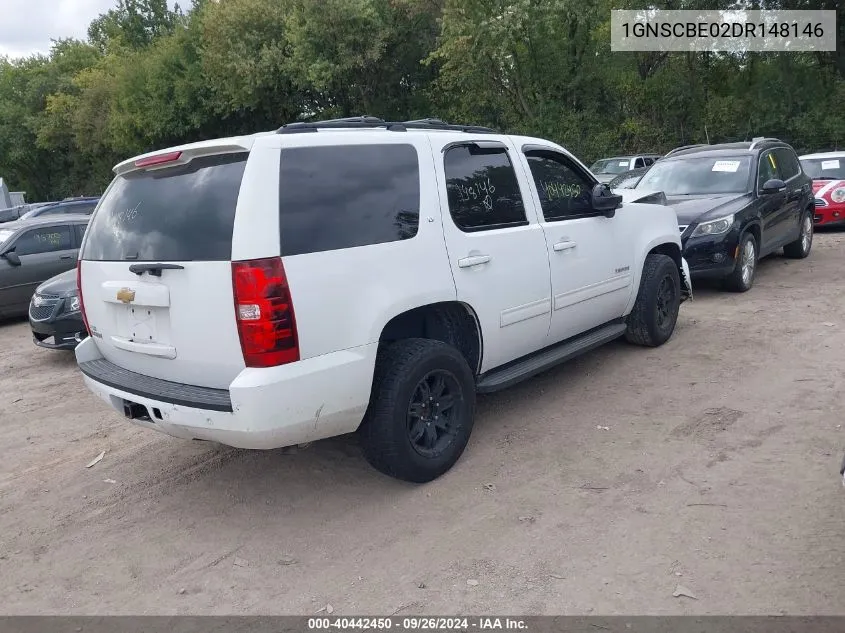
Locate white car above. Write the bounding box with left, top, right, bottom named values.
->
left=75, top=117, right=691, bottom=482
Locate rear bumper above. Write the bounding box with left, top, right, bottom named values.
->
left=75, top=337, right=378, bottom=449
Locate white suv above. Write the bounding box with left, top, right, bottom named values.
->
left=75, top=117, right=692, bottom=482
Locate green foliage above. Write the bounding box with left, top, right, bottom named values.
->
left=0, top=0, right=842, bottom=201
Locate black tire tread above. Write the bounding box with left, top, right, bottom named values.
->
left=360, top=338, right=475, bottom=483
left=625, top=253, right=680, bottom=347
left=783, top=210, right=812, bottom=259
left=723, top=232, right=756, bottom=292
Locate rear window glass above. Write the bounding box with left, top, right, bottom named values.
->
left=82, top=153, right=247, bottom=261
left=278, top=144, right=420, bottom=256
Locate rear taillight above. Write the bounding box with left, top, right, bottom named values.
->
left=134, top=151, right=182, bottom=168
left=76, top=261, right=90, bottom=335
left=232, top=256, right=299, bottom=368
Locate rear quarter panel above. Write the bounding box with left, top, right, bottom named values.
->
left=252, top=133, right=457, bottom=360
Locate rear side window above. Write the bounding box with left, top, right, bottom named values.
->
left=82, top=153, right=247, bottom=261
left=278, top=144, right=420, bottom=256
left=774, top=148, right=801, bottom=180
left=444, top=145, right=527, bottom=232
left=16, top=225, right=73, bottom=255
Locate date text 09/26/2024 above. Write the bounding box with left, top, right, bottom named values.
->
left=307, top=617, right=529, bottom=630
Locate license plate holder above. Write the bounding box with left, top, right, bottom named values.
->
left=127, top=306, right=158, bottom=343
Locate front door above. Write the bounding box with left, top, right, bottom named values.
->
left=435, top=140, right=552, bottom=373
left=2, top=224, right=77, bottom=312
left=518, top=148, right=634, bottom=344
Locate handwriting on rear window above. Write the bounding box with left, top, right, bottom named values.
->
left=115, top=201, right=142, bottom=225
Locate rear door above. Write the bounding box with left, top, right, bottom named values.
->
left=774, top=147, right=809, bottom=243
left=435, top=139, right=552, bottom=372
left=79, top=150, right=251, bottom=389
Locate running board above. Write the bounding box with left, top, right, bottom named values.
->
left=476, top=322, right=628, bottom=393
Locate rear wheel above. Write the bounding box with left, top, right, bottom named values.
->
left=625, top=253, right=681, bottom=347
left=783, top=211, right=813, bottom=259
left=723, top=232, right=757, bottom=292
left=360, top=339, right=476, bottom=483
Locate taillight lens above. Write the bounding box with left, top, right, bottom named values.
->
left=76, top=260, right=90, bottom=335
left=232, top=257, right=299, bottom=368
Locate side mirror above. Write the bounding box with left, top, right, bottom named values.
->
left=2, top=251, right=21, bottom=266
left=592, top=183, right=622, bottom=218
left=761, top=178, right=786, bottom=194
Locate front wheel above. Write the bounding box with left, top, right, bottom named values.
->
left=723, top=232, right=757, bottom=292
left=360, top=339, right=476, bottom=483
left=783, top=211, right=813, bottom=259
left=625, top=253, right=681, bottom=347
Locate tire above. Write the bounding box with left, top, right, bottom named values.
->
left=783, top=211, right=813, bottom=259
left=359, top=338, right=476, bottom=483
left=625, top=253, right=681, bottom=347
left=723, top=232, right=757, bottom=292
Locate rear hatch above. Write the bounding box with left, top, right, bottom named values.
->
left=79, top=150, right=249, bottom=389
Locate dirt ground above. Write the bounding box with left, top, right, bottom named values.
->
left=1, top=233, right=845, bottom=616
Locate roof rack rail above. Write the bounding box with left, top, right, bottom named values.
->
left=748, top=137, right=782, bottom=150
left=663, top=143, right=710, bottom=158
left=277, top=116, right=496, bottom=135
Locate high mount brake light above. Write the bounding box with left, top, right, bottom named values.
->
left=134, top=151, right=183, bottom=168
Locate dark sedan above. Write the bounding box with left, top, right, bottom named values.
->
left=632, top=138, right=814, bottom=292
left=0, top=215, right=90, bottom=317
left=29, top=268, right=87, bottom=350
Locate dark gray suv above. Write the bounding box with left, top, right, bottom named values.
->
left=0, top=215, right=90, bottom=318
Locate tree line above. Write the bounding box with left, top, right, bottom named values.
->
left=0, top=0, right=843, bottom=201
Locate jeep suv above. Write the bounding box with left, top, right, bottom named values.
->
left=75, top=117, right=691, bottom=482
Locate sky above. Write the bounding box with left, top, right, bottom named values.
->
left=0, top=0, right=178, bottom=59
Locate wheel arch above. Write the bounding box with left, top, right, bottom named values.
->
left=377, top=301, right=483, bottom=375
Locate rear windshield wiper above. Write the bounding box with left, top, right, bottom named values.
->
left=128, top=263, right=185, bottom=277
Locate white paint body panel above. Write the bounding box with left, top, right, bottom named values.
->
left=77, top=128, right=686, bottom=449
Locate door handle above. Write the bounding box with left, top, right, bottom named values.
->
left=60, top=255, right=72, bottom=260
left=457, top=254, right=491, bottom=268
left=553, top=240, right=577, bottom=252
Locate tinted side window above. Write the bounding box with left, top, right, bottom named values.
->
left=83, top=153, right=247, bottom=262
left=525, top=151, right=594, bottom=221
left=278, top=144, right=420, bottom=256
left=73, top=223, right=87, bottom=247
left=15, top=226, right=73, bottom=255
left=444, top=145, right=527, bottom=232
left=774, top=148, right=800, bottom=180
left=634, top=158, right=645, bottom=168
left=758, top=151, right=780, bottom=189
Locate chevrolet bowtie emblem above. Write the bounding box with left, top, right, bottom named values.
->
left=116, top=288, right=136, bottom=304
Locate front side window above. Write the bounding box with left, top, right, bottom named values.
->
left=278, top=144, right=420, bottom=256
left=758, top=151, right=780, bottom=189
left=444, top=145, right=527, bottom=232
left=525, top=151, right=595, bottom=221
left=15, top=226, right=73, bottom=255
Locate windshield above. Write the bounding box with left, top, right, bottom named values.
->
left=590, top=158, right=631, bottom=175
left=800, top=157, right=845, bottom=180
left=636, top=156, right=752, bottom=195
left=0, top=229, right=14, bottom=246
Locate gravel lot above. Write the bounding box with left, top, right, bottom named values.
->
left=1, top=232, right=844, bottom=615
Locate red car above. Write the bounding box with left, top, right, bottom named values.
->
left=799, top=152, right=845, bottom=227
